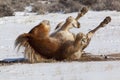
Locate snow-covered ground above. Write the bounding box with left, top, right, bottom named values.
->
left=0, top=11, right=120, bottom=80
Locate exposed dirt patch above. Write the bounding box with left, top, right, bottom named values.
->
left=1, top=53, right=120, bottom=66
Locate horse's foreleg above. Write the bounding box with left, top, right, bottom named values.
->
left=54, top=7, right=88, bottom=30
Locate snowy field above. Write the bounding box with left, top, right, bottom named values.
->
left=0, top=11, right=120, bottom=80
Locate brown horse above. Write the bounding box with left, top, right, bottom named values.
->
left=15, top=20, right=83, bottom=62
left=15, top=7, right=88, bottom=63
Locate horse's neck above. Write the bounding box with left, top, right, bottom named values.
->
left=29, top=26, right=50, bottom=38
left=28, top=34, right=60, bottom=58
left=40, top=31, right=50, bottom=38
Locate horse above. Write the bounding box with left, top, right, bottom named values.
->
left=15, top=20, right=83, bottom=63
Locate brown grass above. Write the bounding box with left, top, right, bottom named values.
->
left=0, top=0, right=120, bottom=17
left=0, top=4, right=13, bottom=17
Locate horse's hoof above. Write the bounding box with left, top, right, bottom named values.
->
left=81, top=7, right=88, bottom=14
left=104, top=16, right=111, bottom=24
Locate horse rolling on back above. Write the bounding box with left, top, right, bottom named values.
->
left=15, top=20, right=83, bottom=63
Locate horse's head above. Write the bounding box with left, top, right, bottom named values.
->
left=66, top=16, right=80, bottom=29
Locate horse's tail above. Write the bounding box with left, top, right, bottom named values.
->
left=15, top=33, right=45, bottom=63
left=15, top=33, right=30, bottom=51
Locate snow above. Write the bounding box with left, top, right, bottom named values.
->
left=14, top=12, right=37, bottom=16
left=0, top=61, right=120, bottom=80
left=13, top=5, right=36, bottom=16
left=24, top=6, right=33, bottom=12
left=0, top=11, right=120, bottom=80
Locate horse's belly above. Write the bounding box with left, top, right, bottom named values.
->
left=61, top=32, right=74, bottom=41
left=57, top=31, right=74, bottom=40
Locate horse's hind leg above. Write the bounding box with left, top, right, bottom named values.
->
left=87, top=16, right=111, bottom=39
left=82, top=16, right=111, bottom=51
